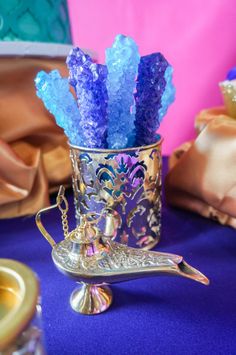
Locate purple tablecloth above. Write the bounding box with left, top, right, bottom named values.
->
left=1, top=157, right=236, bottom=355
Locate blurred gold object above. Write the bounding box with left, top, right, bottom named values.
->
left=36, top=186, right=209, bottom=315
left=166, top=113, right=236, bottom=229
left=0, top=259, right=44, bottom=353
left=219, top=80, right=236, bottom=118
left=194, top=107, right=227, bottom=134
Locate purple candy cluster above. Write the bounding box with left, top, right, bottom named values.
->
left=227, top=66, right=236, bottom=80
left=134, top=53, right=169, bottom=146
left=66, top=48, right=108, bottom=148
left=35, top=35, right=175, bottom=149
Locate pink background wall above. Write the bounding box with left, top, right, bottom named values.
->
left=67, top=0, right=236, bottom=154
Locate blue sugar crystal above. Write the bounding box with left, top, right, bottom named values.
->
left=35, top=70, right=84, bottom=146
left=158, top=65, right=175, bottom=121
left=134, top=53, right=170, bottom=146
left=226, top=66, right=236, bottom=80
left=66, top=47, right=93, bottom=88
left=67, top=48, right=108, bottom=148
left=105, top=34, right=140, bottom=149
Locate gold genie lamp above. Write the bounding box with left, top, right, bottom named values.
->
left=36, top=186, right=209, bottom=315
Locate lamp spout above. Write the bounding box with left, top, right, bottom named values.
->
left=175, top=260, right=209, bottom=285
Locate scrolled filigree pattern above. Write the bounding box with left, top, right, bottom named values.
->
left=70, top=141, right=162, bottom=249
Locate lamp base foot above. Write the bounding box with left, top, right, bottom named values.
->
left=70, top=283, right=113, bottom=315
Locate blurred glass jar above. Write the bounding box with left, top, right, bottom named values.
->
left=0, top=259, right=45, bottom=354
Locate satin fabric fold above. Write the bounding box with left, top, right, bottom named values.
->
left=0, top=58, right=72, bottom=218
left=165, top=109, right=236, bottom=228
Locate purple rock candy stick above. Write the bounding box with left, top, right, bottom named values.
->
left=67, top=48, right=108, bottom=148
left=134, top=53, right=170, bottom=146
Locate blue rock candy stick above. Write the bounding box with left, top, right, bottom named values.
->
left=105, top=34, right=140, bottom=149
left=134, top=53, right=171, bottom=146
left=35, top=70, right=84, bottom=146
left=67, top=48, right=108, bottom=148
left=158, top=65, right=175, bottom=121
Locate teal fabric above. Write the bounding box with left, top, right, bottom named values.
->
left=0, top=0, right=72, bottom=43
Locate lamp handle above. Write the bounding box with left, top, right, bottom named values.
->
left=35, top=186, right=68, bottom=248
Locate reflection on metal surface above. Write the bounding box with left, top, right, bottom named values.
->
left=69, top=140, right=162, bottom=249
left=36, top=187, right=209, bottom=315
left=70, top=284, right=113, bottom=315
left=0, top=259, right=44, bottom=354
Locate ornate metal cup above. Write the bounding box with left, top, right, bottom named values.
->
left=69, top=138, right=162, bottom=250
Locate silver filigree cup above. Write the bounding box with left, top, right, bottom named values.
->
left=69, top=138, right=162, bottom=249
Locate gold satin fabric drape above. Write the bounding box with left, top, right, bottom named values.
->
left=165, top=107, right=236, bottom=228
left=0, top=57, right=72, bottom=218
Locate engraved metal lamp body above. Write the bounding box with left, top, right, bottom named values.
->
left=69, top=139, right=162, bottom=250
left=36, top=186, right=209, bottom=315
